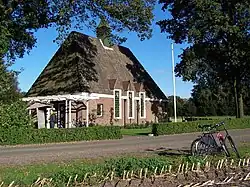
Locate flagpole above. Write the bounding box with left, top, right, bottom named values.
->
left=171, top=43, right=177, bottom=122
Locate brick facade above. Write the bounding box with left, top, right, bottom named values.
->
left=69, top=93, right=161, bottom=126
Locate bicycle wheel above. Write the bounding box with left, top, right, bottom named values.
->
left=190, top=138, right=200, bottom=156
left=191, top=138, right=209, bottom=156
left=227, top=136, right=240, bottom=158
left=220, top=141, right=230, bottom=157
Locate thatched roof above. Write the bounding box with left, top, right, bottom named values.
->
left=26, top=31, right=166, bottom=100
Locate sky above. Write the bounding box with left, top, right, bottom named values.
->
left=12, top=3, right=193, bottom=98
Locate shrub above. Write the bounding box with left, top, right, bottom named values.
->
left=152, top=118, right=250, bottom=136
left=0, top=101, right=32, bottom=128
left=123, top=122, right=152, bottom=129
left=0, top=126, right=122, bottom=145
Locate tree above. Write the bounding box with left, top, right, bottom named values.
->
left=166, top=96, right=197, bottom=118
left=1, top=0, right=156, bottom=62
left=182, top=98, right=197, bottom=117
left=0, top=0, right=156, bottom=127
left=0, top=62, right=20, bottom=104
left=1, top=0, right=156, bottom=99
left=191, top=81, right=235, bottom=116
left=157, top=0, right=250, bottom=118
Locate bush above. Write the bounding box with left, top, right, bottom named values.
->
left=0, top=126, right=122, bottom=145
left=0, top=101, right=32, bottom=128
left=123, top=122, right=152, bottom=129
left=152, top=118, right=250, bottom=136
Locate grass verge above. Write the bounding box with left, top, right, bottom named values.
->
left=0, top=143, right=249, bottom=186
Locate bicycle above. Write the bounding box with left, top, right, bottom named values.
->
left=190, top=121, right=240, bottom=158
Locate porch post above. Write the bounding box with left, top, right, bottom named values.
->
left=57, top=104, right=60, bottom=127
left=68, top=100, right=72, bottom=128
left=86, top=100, right=89, bottom=127
left=65, top=99, right=68, bottom=128
left=29, top=109, right=31, bottom=115
left=46, top=108, right=51, bottom=129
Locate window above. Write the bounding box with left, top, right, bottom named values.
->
left=114, top=89, right=121, bottom=118
left=127, top=91, right=134, bottom=119
left=97, top=104, right=103, bottom=116
left=140, top=92, right=146, bottom=118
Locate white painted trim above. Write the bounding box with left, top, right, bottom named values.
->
left=91, top=93, right=114, bottom=99
left=58, top=103, right=62, bottom=127
left=46, top=108, right=51, bottom=129
left=99, top=39, right=114, bottom=51
left=22, top=93, right=99, bottom=102
left=134, top=97, right=140, bottom=100
left=113, top=89, right=122, bottom=119
left=68, top=100, right=72, bottom=128
left=22, top=92, right=167, bottom=103
left=127, top=91, right=135, bottom=119
left=121, top=96, right=128, bottom=99
left=65, top=100, right=68, bottom=128
left=139, top=92, right=146, bottom=119
left=145, top=98, right=168, bottom=102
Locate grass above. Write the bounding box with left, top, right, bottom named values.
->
left=0, top=143, right=250, bottom=186
left=121, top=127, right=151, bottom=136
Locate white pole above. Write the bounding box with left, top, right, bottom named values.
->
left=171, top=43, right=177, bottom=122
left=86, top=100, right=89, bottom=127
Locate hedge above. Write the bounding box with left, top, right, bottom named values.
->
left=123, top=122, right=152, bottom=129
left=152, top=118, right=250, bottom=136
left=0, top=126, right=122, bottom=145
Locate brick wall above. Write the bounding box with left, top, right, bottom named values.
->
left=87, top=97, right=159, bottom=126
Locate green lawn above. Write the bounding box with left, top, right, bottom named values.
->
left=121, top=127, right=152, bottom=136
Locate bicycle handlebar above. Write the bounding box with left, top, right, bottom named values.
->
left=198, top=121, right=225, bottom=131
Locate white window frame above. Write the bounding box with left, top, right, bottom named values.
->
left=127, top=91, right=135, bottom=119
left=96, top=104, right=103, bottom=117
left=139, top=92, right=146, bottom=118
left=113, top=89, right=122, bottom=119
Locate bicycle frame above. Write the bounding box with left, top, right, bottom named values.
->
left=199, top=123, right=229, bottom=152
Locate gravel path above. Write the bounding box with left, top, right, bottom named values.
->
left=0, top=129, right=250, bottom=165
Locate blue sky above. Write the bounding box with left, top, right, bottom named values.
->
left=12, top=4, right=193, bottom=98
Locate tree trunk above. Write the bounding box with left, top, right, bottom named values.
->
left=234, top=77, right=244, bottom=118
left=238, top=92, right=244, bottom=118
left=233, top=79, right=239, bottom=118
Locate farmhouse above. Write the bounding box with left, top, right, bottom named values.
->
left=23, top=31, right=167, bottom=128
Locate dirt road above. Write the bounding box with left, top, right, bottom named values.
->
left=0, top=129, right=249, bottom=165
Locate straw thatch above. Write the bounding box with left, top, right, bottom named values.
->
left=26, top=31, right=166, bottom=100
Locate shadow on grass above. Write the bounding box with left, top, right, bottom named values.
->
left=145, top=147, right=191, bottom=156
